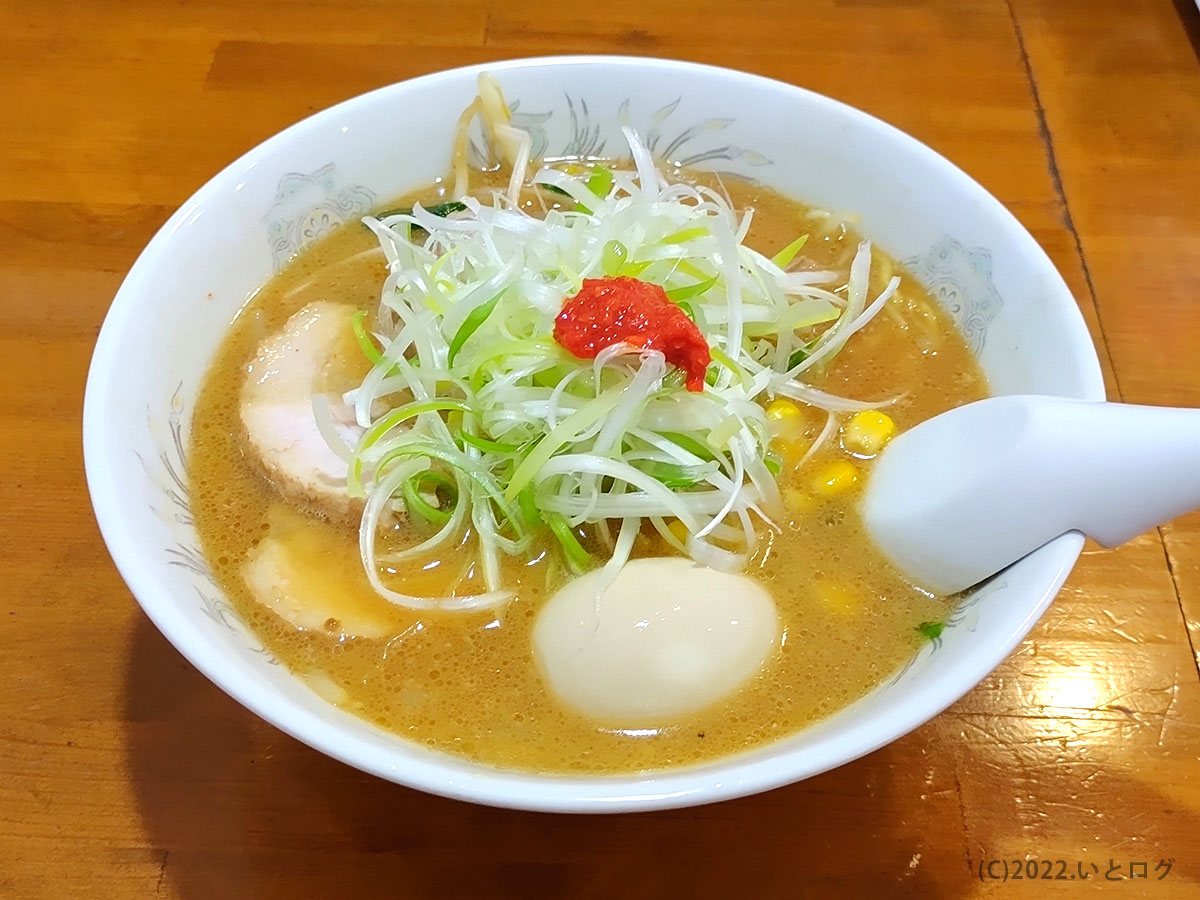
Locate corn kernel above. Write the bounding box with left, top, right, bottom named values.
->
left=784, top=488, right=817, bottom=515
left=841, top=410, right=896, bottom=457
left=766, top=397, right=803, bottom=423
left=767, top=399, right=810, bottom=466
left=765, top=397, right=805, bottom=436
left=811, top=459, right=860, bottom=495
left=815, top=579, right=859, bottom=615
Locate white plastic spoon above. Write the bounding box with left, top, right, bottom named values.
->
left=861, top=395, right=1200, bottom=595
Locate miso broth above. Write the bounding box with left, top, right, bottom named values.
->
left=189, top=173, right=988, bottom=774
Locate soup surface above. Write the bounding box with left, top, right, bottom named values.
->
left=189, top=172, right=988, bottom=774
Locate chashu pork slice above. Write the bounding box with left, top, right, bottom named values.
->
left=243, top=505, right=399, bottom=640
left=240, top=301, right=368, bottom=521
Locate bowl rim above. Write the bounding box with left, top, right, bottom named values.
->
left=83, top=53, right=1105, bottom=812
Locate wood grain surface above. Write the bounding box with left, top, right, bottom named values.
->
left=2, top=1, right=1198, bottom=897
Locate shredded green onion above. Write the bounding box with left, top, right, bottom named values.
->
left=351, top=310, right=385, bottom=366
left=546, top=513, right=592, bottom=574
left=657, top=431, right=717, bottom=461
left=662, top=225, right=710, bottom=244
left=504, top=385, right=626, bottom=501
left=402, top=470, right=458, bottom=525
left=665, top=275, right=718, bottom=303
left=374, top=439, right=525, bottom=537
left=458, top=430, right=521, bottom=454
left=618, top=259, right=654, bottom=277
left=576, top=165, right=613, bottom=215
left=375, top=199, right=467, bottom=221
left=602, top=239, right=628, bottom=275
left=516, top=483, right=539, bottom=527
left=771, top=233, right=810, bottom=269
left=709, top=346, right=751, bottom=390
left=917, top=621, right=945, bottom=641
left=764, top=452, right=782, bottom=476
left=344, top=123, right=901, bottom=609
left=448, top=291, right=503, bottom=365
left=638, top=461, right=714, bottom=489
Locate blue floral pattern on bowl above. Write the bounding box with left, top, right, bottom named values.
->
left=467, top=94, right=773, bottom=172
left=138, top=385, right=276, bottom=661
left=903, top=236, right=1003, bottom=355
left=265, top=163, right=376, bottom=271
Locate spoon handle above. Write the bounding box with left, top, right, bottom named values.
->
left=862, top=395, right=1200, bottom=595
left=1061, top=399, right=1200, bottom=546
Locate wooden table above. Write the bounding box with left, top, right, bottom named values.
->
left=3, top=1, right=1198, bottom=896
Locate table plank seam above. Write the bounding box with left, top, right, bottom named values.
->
left=1157, top=523, right=1200, bottom=682
left=1002, top=0, right=1122, bottom=403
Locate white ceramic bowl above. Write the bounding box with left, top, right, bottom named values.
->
left=84, top=56, right=1104, bottom=812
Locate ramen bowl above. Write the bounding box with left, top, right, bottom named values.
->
left=83, top=55, right=1104, bottom=812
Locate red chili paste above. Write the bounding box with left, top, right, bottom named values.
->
left=552, top=276, right=711, bottom=391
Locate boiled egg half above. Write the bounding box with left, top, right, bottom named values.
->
left=533, top=557, right=779, bottom=725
